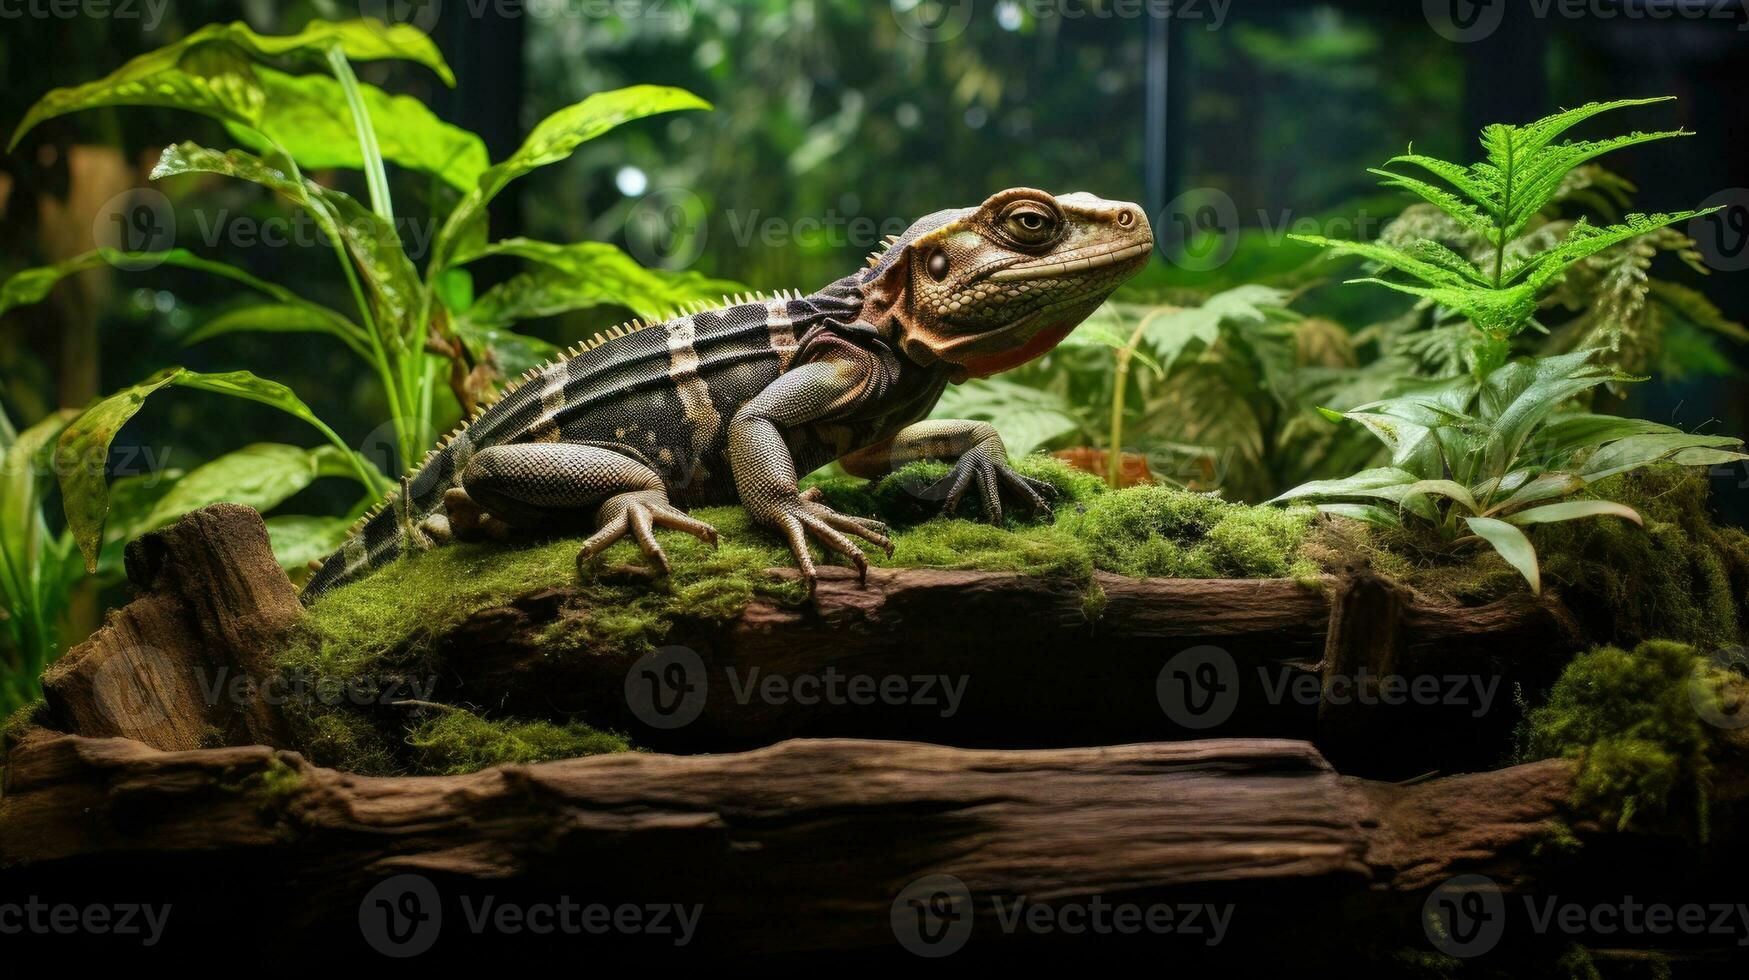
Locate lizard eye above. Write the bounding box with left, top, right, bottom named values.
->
left=999, top=201, right=1059, bottom=247
left=926, top=248, right=950, bottom=281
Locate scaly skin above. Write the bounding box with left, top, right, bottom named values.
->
left=302, top=188, right=1153, bottom=600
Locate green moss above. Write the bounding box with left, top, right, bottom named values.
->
left=1, top=698, right=47, bottom=751
left=405, top=709, right=630, bottom=775
left=1306, top=467, right=1749, bottom=650
left=1518, top=639, right=1747, bottom=839
left=804, top=454, right=1107, bottom=528
left=1063, top=485, right=1319, bottom=579
left=278, top=460, right=1327, bottom=773
left=1537, top=468, right=1749, bottom=649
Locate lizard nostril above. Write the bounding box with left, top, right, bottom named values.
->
left=1117, top=210, right=1134, bottom=228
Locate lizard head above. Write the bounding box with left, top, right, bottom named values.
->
left=862, top=187, right=1153, bottom=379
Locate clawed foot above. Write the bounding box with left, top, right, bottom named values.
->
left=767, top=495, right=892, bottom=594
left=577, top=490, right=719, bottom=577
left=930, top=456, right=1058, bottom=524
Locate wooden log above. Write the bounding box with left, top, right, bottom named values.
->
left=0, top=731, right=1586, bottom=959
left=433, top=566, right=1580, bottom=774
left=39, top=503, right=298, bottom=750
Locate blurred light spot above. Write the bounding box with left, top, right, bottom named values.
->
left=964, top=106, right=988, bottom=130
left=694, top=39, right=724, bottom=70
left=895, top=102, right=921, bottom=130
left=892, top=0, right=921, bottom=11
left=995, top=0, right=1022, bottom=31
left=616, top=166, right=649, bottom=197
left=153, top=290, right=175, bottom=313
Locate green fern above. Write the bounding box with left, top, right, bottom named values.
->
left=1293, top=98, right=1718, bottom=374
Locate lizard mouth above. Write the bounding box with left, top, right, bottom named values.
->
left=988, top=239, right=1154, bottom=282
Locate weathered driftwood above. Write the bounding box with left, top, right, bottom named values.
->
left=30, top=505, right=1583, bottom=775
left=39, top=503, right=298, bottom=750
left=0, top=729, right=1578, bottom=957
left=435, top=565, right=1581, bottom=772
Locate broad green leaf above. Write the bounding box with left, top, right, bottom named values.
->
left=1578, top=432, right=1748, bottom=482
left=264, top=514, right=353, bottom=573
left=1273, top=465, right=1420, bottom=504
left=151, top=141, right=309, bottom=201
left=1505, top=500, right=1642, bottom=527
left=1490, top=471, right=1586, bottom=512
left=1315, top=503, right=1402, bottom=527
left=457, top=240, right=742, bottom=326
left=932, top=378, right=1082, bottom=456
left=1, top=409, right=79, bottom=598
left=310, top=184, right=424, bottom=341
left=1464, top=516, right=1542, bottom=595
left=54, top=367, right=381, bottom=568
left=1527, top=413, right=1681, bottom=467
left=449, top=322, right=559, bottom=378
left=0, top=247, right=295, bottom=317
left=431, top=86, right=710, bottom=272
left=1402, top=479, right=1479, bottom=515
left=138, top=443, right=353, bottom=532
left=11, top=19, right=454, bottom=149
left=183, top=301, right=368, bottom=357
left=228, top=66, right=487, bottom=192
left=1477, top=350, right=1628, bottom=476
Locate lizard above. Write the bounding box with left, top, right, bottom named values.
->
left=301, top=187, right=1153, bottom=601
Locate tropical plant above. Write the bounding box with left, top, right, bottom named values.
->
left=0, top=18, right=735, bottom=572
left=0, top=404, right=81, bottom=715
left=1271, top=349, right=1749, bottom=593
left=1360, top=166, right=1746, bottom=388
left=1290, top=97, right=1719, bottom=377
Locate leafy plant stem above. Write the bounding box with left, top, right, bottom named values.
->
left=1107, top=315, right=1150, bottom=488
left=325, top=46, right=394, bottom=225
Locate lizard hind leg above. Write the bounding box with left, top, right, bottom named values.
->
left=456, top=442, right=717, bottom=575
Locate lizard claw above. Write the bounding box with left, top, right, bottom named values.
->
left=768, top=497, right=892, bottom=591
left=931, top=456, right=1058, bottom=524
left=577, top=491, right=719, bottom=577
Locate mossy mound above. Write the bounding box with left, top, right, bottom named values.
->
left=1063, top=484, right=1319, bottom=580
left=1518, top=639, right=1748, bottom=839
left=1306, top=467, right=1749, bottom=649
left=276, top=456, right=1321, bottom=774
left=405, top=709, right=632, bottom=775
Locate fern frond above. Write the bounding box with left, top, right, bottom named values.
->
left=1480, top=97, right=1675, bottom=171
left=1505, top=210, right=1718, bottom=289
left=1501, top=129, right=1693, bottom=240
left=1370, top=167, right=1495, bottom=236
left=1346, top=278, right=1540, bottom=338
left=1292, top=235, right=1479, bottom=289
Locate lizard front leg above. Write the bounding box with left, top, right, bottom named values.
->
left=729, top=358, right=894, bottom=590
left=453, top=443, right=717, bottom=576
left=841, top=419, right=1057, bottom=524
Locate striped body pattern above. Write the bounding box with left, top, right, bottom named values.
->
left=303, top=188, right=1154, bottom=600
left=303, top=285, right=862, bottom=597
